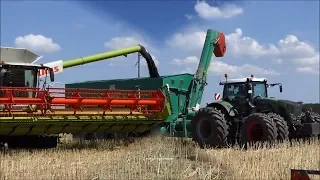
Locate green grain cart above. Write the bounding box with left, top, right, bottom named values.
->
left=65, top=29, right=227, bottom=140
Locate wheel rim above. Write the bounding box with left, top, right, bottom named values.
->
left=246, top=121, right=264, bottom=142
left=197, top=118, right=212, bottom=141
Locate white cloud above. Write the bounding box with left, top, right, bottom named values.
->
left=104, top=36, right=148, bottom=50
left=104, top=36, right=160, bottom=67
left=14, top=34, right=61, bottom=53
left=210, top=61, right=280, bottom=77
left=167, top=30, right=206, bottom=52
left=296, top=66, right=319, bottom=75
left=194, top=1, right=243, bottom=20
left=226, top=29, right=320, bottom=65
left=172, top=56, right=198, bottom=65
left=172, top=56, right=279, bottom=78
left=167, top=28, right=319, bottom=75
left=225, top=28, right=279, bottom=58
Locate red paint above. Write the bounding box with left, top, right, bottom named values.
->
left=246, top=121, right=257, bottom=142
left=292, top=171, right=301, bottom=180
left=214, top=32, right=226, bottom=57
left=37, top=65, right=60, bottom=77
left=0, top=87, right=166, bottom=116
left=214, top=93, right=221, bottom=100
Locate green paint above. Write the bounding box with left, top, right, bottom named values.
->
left=209, top=100, right=237, bottom=116
left=65, top=29, right=224, bottom=137
left=63, top=45, right=142, bottom=69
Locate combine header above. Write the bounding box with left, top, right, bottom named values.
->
left=0, top=87, right=166, bottom=117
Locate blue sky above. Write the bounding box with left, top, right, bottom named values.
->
left=1, top=0, right=319, bottom=104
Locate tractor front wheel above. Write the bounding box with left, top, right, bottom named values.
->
left=191, top=107, right=229, bottom=148
left=240, top=113, right=277, bottom=144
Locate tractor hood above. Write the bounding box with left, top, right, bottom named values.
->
left=255, top=98, right=303, bottom=117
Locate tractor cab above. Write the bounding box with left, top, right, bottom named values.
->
left=218, top=74, right=282, bottom=102
left=216, top=74, right=283, bottom=115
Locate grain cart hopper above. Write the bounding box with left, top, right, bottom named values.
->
left=194, top=74, right=320, bottom=148
left=0, top=45, right=165, bottom=148
left=66, top=29, right=227, bottom=140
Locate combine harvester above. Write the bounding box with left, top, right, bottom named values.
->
left=0, top=44, right=165, bottom=148
left=1, top=28, right=319, bottom=150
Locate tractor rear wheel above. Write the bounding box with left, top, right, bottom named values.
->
left=267, top=112, right=289, bottom=141
left=240, top=113, right=277, bottom=144
left=191, top=107, right=229, bottom=148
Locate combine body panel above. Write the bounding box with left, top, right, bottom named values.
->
left=0, top=47, right=42, bottom=64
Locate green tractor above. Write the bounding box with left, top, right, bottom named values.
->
left=191, top=74, right=320, bottom=147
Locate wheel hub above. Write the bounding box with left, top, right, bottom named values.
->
left=247, top=121, right=264, bottom=142
left=197, top=118, right=212, bottom=141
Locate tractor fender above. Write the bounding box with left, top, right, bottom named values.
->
left=207, top=100, right=237, bottom=117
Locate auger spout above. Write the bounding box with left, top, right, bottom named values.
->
left=62, top=45, right=160, bottom=78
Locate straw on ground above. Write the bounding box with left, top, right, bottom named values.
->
left=0, top=135, right=319, bottom=180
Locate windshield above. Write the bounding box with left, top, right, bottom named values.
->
left=0, top=67, right=37, bottom=88
left=222, top=81, right=267, bottom=100
left=252, top=82, right=267, bottom=98
left=222, top=83, right=247, bottom=101
left=0, top=66, right=39, bottom=98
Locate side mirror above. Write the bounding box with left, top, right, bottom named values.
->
left=279, top=84, right=283, bottom=93
left=49, top=68, right=55, bottom=82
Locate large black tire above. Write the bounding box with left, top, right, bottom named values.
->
left=208, top=105, right=237, bottom=146
left=267, top=112, right=289, bottom=141
left=240, top=113, right=278, bottom=144
left=191, top=107, right=229, bottom=148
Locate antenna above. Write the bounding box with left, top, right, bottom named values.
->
left=135, top=53, right=141, bottom=78
left=138, top=53, right=141, bottom=78
left=224, top=73, right=228, bottom=84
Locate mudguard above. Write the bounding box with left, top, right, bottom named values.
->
left=207, top=100, right=237, bottom=117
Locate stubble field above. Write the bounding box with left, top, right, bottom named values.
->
left=0, top=135, right=319, bottom=180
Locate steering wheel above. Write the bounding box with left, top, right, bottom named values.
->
left=253, top=94, right=262, bottom=101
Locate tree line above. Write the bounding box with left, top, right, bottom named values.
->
left=303, top=103, right=320, bottom=114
